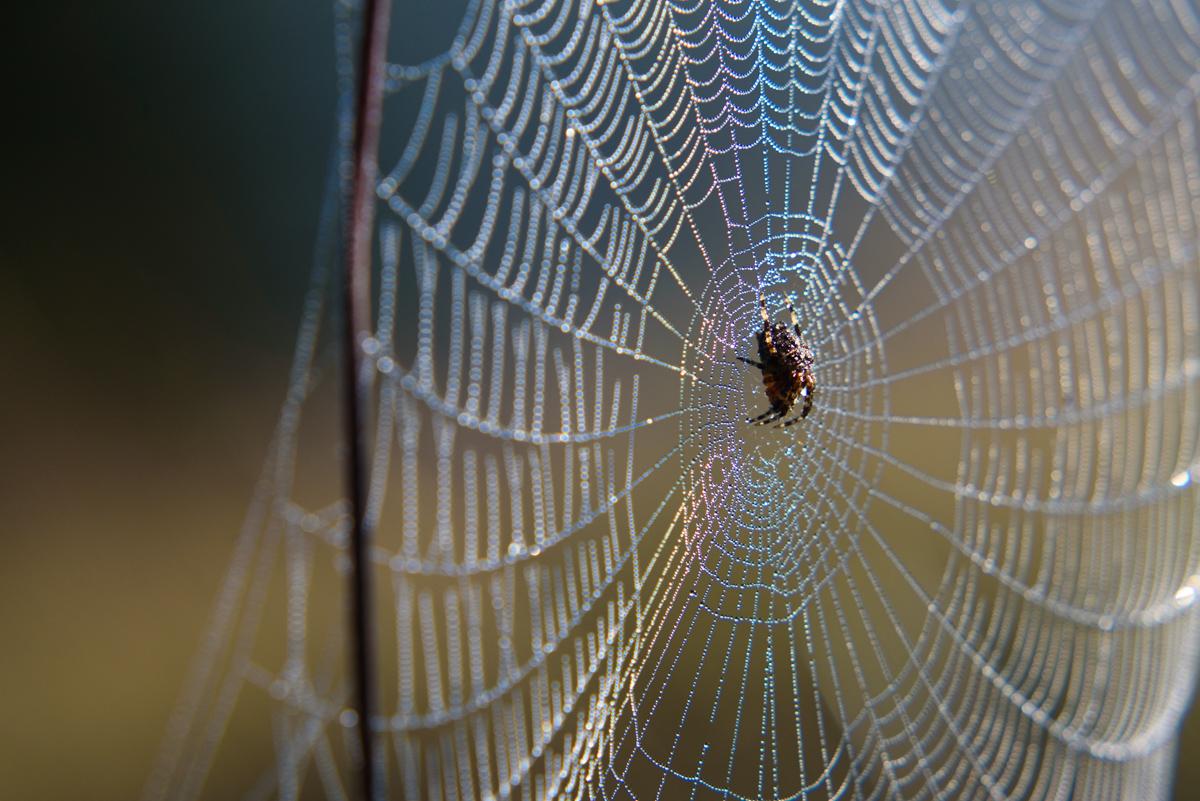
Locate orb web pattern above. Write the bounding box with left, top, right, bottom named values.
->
left=147, top=1, right=1200, bottom=800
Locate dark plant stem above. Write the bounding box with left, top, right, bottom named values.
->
left=342, top=0, right=391, bottom=799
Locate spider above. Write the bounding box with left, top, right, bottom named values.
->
left=738, top=293, right=816, bottom=427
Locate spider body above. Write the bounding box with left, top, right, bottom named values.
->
left=739, top=294, right=815, bottom=427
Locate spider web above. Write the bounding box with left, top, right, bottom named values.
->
left=146, top=0, right=1200, bottom=799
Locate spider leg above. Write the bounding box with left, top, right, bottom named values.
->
left=793, top=318, right=810, bottom=349
left=747, top=407, right=782, bottom=424
left=779, top=389, right=814, bottom=428
left=737, top=356, right=765, bottom=369
left=758, top=294, right=774, bottom=349
left=787, top=295, right=799, bottom=328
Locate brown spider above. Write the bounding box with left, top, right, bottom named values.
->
left=738, top=293, right=816, bottom=427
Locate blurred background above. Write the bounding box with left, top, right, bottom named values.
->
left=3, top=3, right=1197, bottom=801
left=4, top=2, right=332, bottom=799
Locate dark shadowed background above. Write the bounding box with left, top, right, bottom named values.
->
left=3, top=3, right=1197, bottom=800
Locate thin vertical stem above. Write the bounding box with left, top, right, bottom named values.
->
left=342, top=0, right=391, bottom=799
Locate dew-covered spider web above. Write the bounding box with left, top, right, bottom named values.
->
left=147, top=0, right=1200, bottom=799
